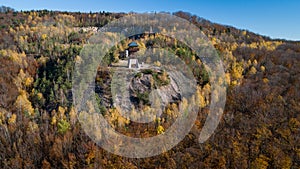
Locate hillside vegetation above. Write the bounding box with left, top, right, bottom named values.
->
left=0, top=9, right=299, bottom=168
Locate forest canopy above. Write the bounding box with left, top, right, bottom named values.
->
left=0, top=9, right=299, bottom=168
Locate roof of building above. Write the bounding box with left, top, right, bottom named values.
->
left=128, top=41, right=138, bottom=47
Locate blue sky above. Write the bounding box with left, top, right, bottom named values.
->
left=1, top=0, right=300, bottom=41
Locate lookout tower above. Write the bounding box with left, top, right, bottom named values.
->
left=127, top=41, right=139, bottom=55
left=127, top=41, right=140, bottom=68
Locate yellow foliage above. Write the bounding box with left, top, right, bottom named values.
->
left=196, top=59, right=202, bottom=65
left=203, top=83, right=211, bottom=94
left=15, top=90, right=34, bottom=116
left=19, top=69, right=26, bottom=80
left=225, top=73, right=231, bottom=85
left=260, top=66, right=266, bottom=72
left=41, top=34, right=47, bottom=40
left=231, top=62, right=243, bottom=80
left=117, top=115, right=130, bottom=128
left=86, top=150, right=95, bottom=165
left=106, top=107, right=129, bottom=128
left=232, top=141, right=241, bottom=157
left=277, top=156, right=292, bottom=169
left=259, top=41, right=283, bottom=51
left=166, top=108, right=172, bottom=116
left=249, top=42, right=258, bottom=49
left=69, top=106, right=77, bottom=125
left=288, top=118, right=300, bottom=131
left=216, top=76, right=223, bottom=85
left=241, top=30, right=247, bottom=36
left=74, top=55, right=82, bottom=63
left=9, top=27, right=15, bottom=34
left=263, top=78, right=269, bottom=83
left=18, top=35, right=25, bottom=44
left=154, top=61, right=161, bottom=67
left=58, top=106, right=66, bottom=119
left=196, top=88, right=206, bottom=108
left=157, top=125, right=164, bottom=134
left=0, top=49, right=7, bottom=56
left=231, top=80, right=238, bottom=86
left=181, top=97, right=189, bottom=111
left=8, top=114, right=17, bottom=124
left=211, top=37, right=217, bottom=45
left=255, top=125, right=272, bottom=139
left=247, top=59, right=252, bottom=66
left=230, top=42, right=238, bottom=51
left=0, top=111, right=4, bottom=124
left=51, top=116, right=57, bottom=125
left=137, top=41, right=146, bottom=49
left=30, top=27, right=37, bottom=32
left=24, top=77, right=34, bottom=87
left=251, top=155, right=269, bottom=169
left=0, top=50, right=26, bottom=65
left=37, top=93, right=43, bottom=100
left=159, top=71, right=168, bottom=82
left=249, top=66, right=257, bottom=75
left=253, top=59, right=258, bottom=66
left=28, top=121, right=39, bottom=132
left=191, top=55, right=196, bottom=61
left=38, top=55, right=49, bottom=65
left=143, top=105, right=151, bottom=113
left=56, top=14, right=76, bottom=24
left=31, top=20, right=37, bottom=26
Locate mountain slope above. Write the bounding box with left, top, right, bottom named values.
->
left=0, top=10, right=299, bottom=168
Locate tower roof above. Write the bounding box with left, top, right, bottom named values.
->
left=128, top=41, right=138, bottom=47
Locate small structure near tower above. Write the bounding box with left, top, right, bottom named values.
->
left=128, top=59, right=140, bottom=68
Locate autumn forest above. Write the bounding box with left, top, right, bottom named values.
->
left=0, top=7, right=299, bottom=168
